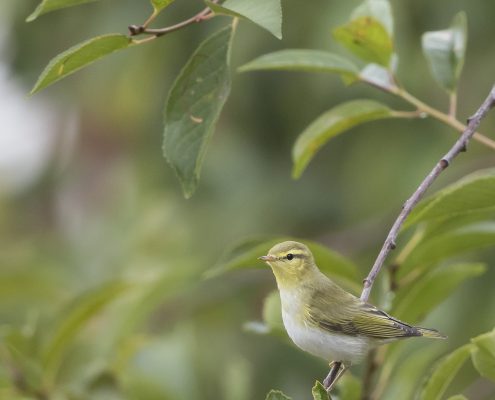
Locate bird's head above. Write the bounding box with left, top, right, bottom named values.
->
left=259, top=241, right=317, bottom=288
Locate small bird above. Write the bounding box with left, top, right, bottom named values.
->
left=259, top=241, right=446, bottom=389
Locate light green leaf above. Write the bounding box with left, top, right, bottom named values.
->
left=262, top=290, right=284, bottom=333
left=400, top=223, right=495, bottom=277
left=238, top=49, right=359, bottom=83
left=471, top=328, right=495, bottom=381
left=163, top=25, right=234, bottom=198
left=393, top=263, right=485, bottom=323
left=206, top=0, right=282, bottom=39
left=351, top=0, right=394, bottom=35
left=292, top=100, right=403, bottom=178
left=27, top=0, right=99, bottom=22
left=42, top=281, right=131, bottom=386
left=31, top=34, right=132, bottom=94
left=151, top=0, right=174, bottom=13
left=420, top=344, right=472, bottom=400
left=333, top=16, right=393, bottom=67
left=422, top=12, right=467, bottom=92
left=205, top=236, right=360, bottom=292
left=446, top=396, right=468, bottom=400
left=265, top=390, right=292, bottom=400
left=359, top=63, right=397, bottom=91
left=312, top=381, right=330, bottom=400
left=405, top=168, right=495, bottom=229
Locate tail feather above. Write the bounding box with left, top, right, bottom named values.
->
left=418, top=327, right=447, bottom=339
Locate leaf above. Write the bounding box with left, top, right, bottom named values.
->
left=41, top=281, right=131, bottom=386
left=405, top=168, right=495, bottom=229
left=312, top=381, right=330, bottom=400
left=422, top=12, right=467, bottom=92
left=27, top=0, right=99, bottom=22
left=262, top=290, right=284, bottom=333
left=238, top=49, right=359, bottom=83
left=337, top=373, right=361, bottom=400
left=292, top=100, right=403, bottom=178
left=333, top=16, right=393, bottom=67
left=471, top=328, right=495, bottom=381
left=351, top=0, right=394, bottom=35
left=31, top=34, right=132, bottom=94
left=393, top=263, right=485, bottom=323
left=205, top=236, right=360, bottom=292
left=419, top=344, right=472, bottom=400
left=400, top=223, right=495, bottom=277
left=163, top=25, right=234, bottom=198
left=359, top=63, right=396, bottom=91
left=151, top=0, right=174, bottom=13
left=206, top=0, right=282, bottom=39
left=265, top=390, right=292, bottom=400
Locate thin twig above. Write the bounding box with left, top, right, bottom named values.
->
left=129, top=1, right=219, bottom=38
left=361, top=84, right=495, bottom=301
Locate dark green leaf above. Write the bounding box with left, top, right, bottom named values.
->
left=265, top=390, right=292, bottom=400
left=292, top=100, right=403, bottom=178
left=400, top=223, right=495, bottom=278
left=206, top=0, right=282, bottom=39
left=151, top=0, right=174, bottom=13
left=31, top=34, right=132, bottom=94
left=471, top=328, right=495, bottom=381
left=419, top=344, right=472, bottom=400
left=163, top=25, right=234, bottom=198
left=333, top=16, right=393, bottom=67
left=27, top=0, right=99, bottom=22
left=351, top=0, right=393, bottom=34
left=393, top=263, right=485, bottom=323
left=238, top=49, right=359, bottom=83
left=312, top=381, right=330, bottom=400
left=205, top=236, right=360, bottom=293
left=405, top=168, right=495, bottom=228
left=422, top=12, right=467, bottom=92
left=42, top=281, right=131, bottom=386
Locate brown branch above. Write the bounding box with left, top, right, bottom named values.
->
left=324, top=84, right=495, bottom=394
left=360, top=83, right=495, bottom=301
left=129, top=1, right=219, bottom=39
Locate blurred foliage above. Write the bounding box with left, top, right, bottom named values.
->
left=1, top=0, right=495, bottom=399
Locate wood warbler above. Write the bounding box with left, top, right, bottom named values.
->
left=259, top=241, right=446, bottom=387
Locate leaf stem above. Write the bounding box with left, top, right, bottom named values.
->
left=449, top=92, right=457, bottom=118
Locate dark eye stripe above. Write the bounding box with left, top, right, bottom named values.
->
left=286, top=253, right=304, bottom=259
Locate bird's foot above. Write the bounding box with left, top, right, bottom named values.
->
left=323, top=361, right=346, bottom=393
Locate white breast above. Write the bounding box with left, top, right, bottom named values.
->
left=279, top=289, right=370, bottom=365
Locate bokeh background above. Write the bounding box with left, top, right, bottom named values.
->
left=1, top=0, right=495, bottom=399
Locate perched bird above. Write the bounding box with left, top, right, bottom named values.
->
left=259, top=241, right=446, bottom=389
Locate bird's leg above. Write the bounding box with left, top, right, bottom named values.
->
left=323, top=361, right=346, bottom=392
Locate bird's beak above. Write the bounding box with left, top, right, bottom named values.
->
left=258, top=255, right=276, bottom=262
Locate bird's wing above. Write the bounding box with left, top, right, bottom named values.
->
left=304, top=287, right=421, bottom=340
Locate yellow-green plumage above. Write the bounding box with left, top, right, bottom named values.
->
left=260, top=241, right=445, bottom=365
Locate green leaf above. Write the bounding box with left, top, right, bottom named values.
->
left=351, top=0, right=394, bottom=35
left=31, top=34, right=132, bottom=94
left=163, top=25, right=234, bottom=198
left=422, top=12, right=467, bottom=92
left=333, top=16, right=393, bottom=67
left=261, top=290, right=284, bottom=334
left=359, top=63, right=397, bottom=91
left=265, top=390, right=292, bottom=400
left=392, top=263, right=485, bottom=323
left=400, top=223, right=495, bottom=278
left=205, top=236, right=360, bottom=292
left=42, top=281, right=131, bottom=386
left=151, top=0, right=174, bottom=13
left=238, top=49, right=359, bottom=83
left=337, top=373, right=361, bottom=400
left=471, top=328, right=495, bottom=381
left=420, top=344, right=472, bottom=400
left=292, top=100, right=403, bottom=178
left=312, top=381, right=330, bottom=400
left=405, top=168, right=495, bottom=229
left=27, top=0, right=99, bottom=22
left=206, top=0, right=282, bottom=39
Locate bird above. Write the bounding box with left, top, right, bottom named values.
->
left=259, top=240, right=446, bottom=390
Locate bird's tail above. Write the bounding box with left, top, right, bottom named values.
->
left=418, top=327, right=447, bottom=339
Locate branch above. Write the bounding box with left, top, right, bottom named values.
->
left=128, top=1, right=218, bottom=39
left=360, top=84, right=495, bottom=301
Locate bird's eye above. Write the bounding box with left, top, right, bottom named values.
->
left=286, top=253, right=294, bottom=261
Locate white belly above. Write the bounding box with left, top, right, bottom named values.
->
left=280, top=290, right=370, bottom=364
